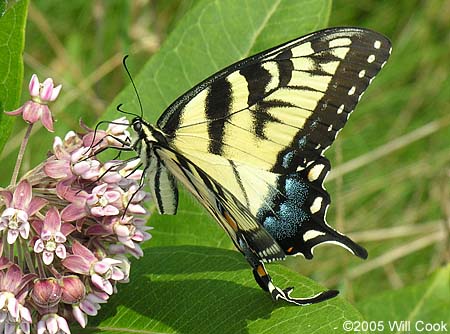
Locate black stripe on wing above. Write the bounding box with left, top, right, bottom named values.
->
left=206, top=78, right=232, bottom=155
left=271, top=31, right=391, bottom=173
left=240, top=63, right=273, bottom=109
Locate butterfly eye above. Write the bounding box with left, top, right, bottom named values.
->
left=132, top=121, right=142, bottom=132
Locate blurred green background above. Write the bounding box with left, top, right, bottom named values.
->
left=1, top=0, right=449, bottom=310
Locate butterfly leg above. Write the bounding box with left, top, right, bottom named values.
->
left=252, top=261, right=338, bottom=305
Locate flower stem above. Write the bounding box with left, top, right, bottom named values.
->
left=21, top=237, right=36, bottom=274
left=11, top=123, right=34, bottom=186
left=17, top=237, right=23, bottom=267
left=8, top=242, right=14, bottom=262
left=2, top=233, right=8, bottom=259
left=36, top=253, right=45, bottom=277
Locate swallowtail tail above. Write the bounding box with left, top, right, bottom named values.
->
left=124, top=27, right=391, bottom=305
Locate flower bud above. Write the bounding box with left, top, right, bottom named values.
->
left=31, top=278, right=62, bottom=309
left=60, top=275, right=86, bottom=304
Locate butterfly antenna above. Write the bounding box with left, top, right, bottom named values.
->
left=116, top=103, right=139, bottom=118
left=88, top=119, right=132, bottom=150
left=123, top=55, right=144, bottom=119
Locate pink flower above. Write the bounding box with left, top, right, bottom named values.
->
left=60, top=198, right=88, bottom=222
left=97, top=159, right=144, bottom=186
left=44, top=137, right=99, bottom=182
left=72, top=291, right=108, bottom=328
left=0, top=180, right=47, bottom=244
left=33, top=208, right=75, bottom=265
left=98, top=161, right=123, bottom=184
left=82, top=117, right=131, bottom=150
left=0, top=296, right=32, bottom=334
left=43, top=137, right=74, bottom=180
left=0, top=264, right=37, bottom=300
left=86, top=184, right=122, bottom=217
left=0, top=265, right=35, bottom=333
left=107, top=216, right=152, bottom=253
left=119, top=159, right=143, bottom=180
left=1, top=92, right=152, bottom=332
left=37, top=313, right=70, bottom=334
left=121, top=185, right=147, bottom=215
left=5, top=74, right=62, bottom=132
left=62, top=241, right=126, bottom=295
left=107, top=216, right=152, bottom=259
left=71, top=305, right=88, bottom=328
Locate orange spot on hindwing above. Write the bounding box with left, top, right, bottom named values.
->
left=223, top=210, right=238, bottom=232
left=256, top=264, right=267, bottom=278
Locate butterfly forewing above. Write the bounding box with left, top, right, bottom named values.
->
left=158, top=28, right=391, bottom=173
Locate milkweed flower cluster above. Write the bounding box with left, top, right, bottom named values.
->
left=1, top=74, right=152, bottom=333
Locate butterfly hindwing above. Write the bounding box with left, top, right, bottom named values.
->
left=136, top=129, right=178, bottom=215
left=155, top=147, right=285, bottom=263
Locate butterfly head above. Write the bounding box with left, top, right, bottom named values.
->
left=130, top=116, right=168, bottom=147
left=131, top=116, right=144, bottom=136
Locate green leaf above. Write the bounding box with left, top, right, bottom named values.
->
left=0, top=1, right=6, bottom=16
left=83, top=246, right=366, bottom=334
left=357, top=265, right=450, bottom=334
left=0, top=0, right=28, bottom=155
left=148, top=187, right=235, bottom=249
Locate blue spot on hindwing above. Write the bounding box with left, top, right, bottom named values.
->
left=298, top=136, right=307, bottom=148
left=282, top=151, right=295, bottom=169
left=280, top=202, right=308, bottom=223
left=260, top=174, right=311, bottom=240
left=263, top=215, right=297, bottom=239
left=262, top=204, right=309, bottom=240
left=284, top=176, right=308, bottom=206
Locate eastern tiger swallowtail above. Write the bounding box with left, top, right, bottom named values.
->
left=118, top=27, right=391, bottom=305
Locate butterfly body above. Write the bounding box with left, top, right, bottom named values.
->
left=128, top=27, right=391, bottom=305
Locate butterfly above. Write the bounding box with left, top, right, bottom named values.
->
left=119, top=27, right=391, bottom=305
